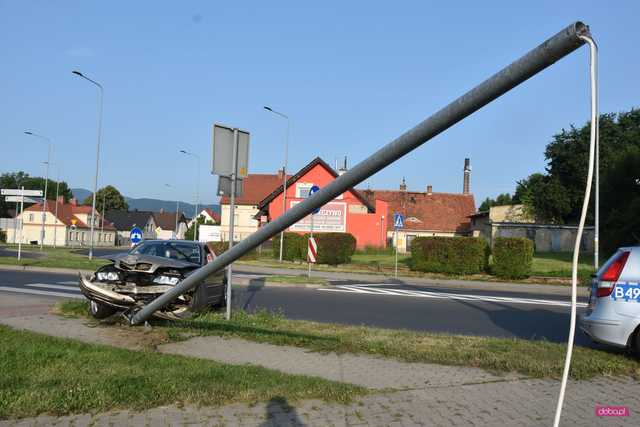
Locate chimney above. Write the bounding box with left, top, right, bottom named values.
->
left=426, top=185, right=433, bottom=195
left=160, top=208, right=164, bottom=214
left=70, top=198, right=77, bottom=206
left=338, top=156, right=348, bottom=176
left=463, top=158, right=471, bottom=194
left=399, top=177, right=407, bottom=192
left=277, top=167, right=285, bottom=180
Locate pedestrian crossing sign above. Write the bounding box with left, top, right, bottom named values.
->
left=393, top=213, right=404, bottom=229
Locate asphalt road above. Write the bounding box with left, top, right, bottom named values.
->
left=0, top=248, right=44, bottom=259
left=0, top=268, right=600, bottom=348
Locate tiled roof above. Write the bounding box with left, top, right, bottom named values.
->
left=220, top=173, right=290, bottom=206
left=24, top=200, right=116, bottom=230
left=153, top=211, right=187, bottom=231
left=203, top=208, right=221, bottom=224
left=361, top=190, right=476, bottom=233
left=105, top=210, right=154, bottom=231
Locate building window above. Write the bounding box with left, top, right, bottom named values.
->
left=296, top=183, right=313, bottom=198
left=29, top=214, right=34, bottom=222
left=81, top=232, right=86, bottom=241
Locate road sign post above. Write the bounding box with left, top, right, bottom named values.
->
left=307, top=185, right=320, bottom=279
left=212, top=124, right=250, bottom=321
left=18, top=187, right=25, bottom=261
left=393, top=213, right=404, bottom=278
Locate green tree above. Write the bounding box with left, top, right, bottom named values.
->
left=521, top=108, right=640, bottom=224
left=184, top=215, right=215, bottom=241
left=600, top=145, right=640, bottom=256
left=478, top=193, right=515, bottom=212
left=0, top=171, right=72, bottom=217
left=84, top=185, right=128, bottom=213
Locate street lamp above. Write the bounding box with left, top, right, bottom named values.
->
left=264, top=106, right=290, bottom=263
left=72, top=70, right=103, bottom=260
left=165, top=184, right=180, bottom=239
left=43, top=161, right=61, bottom=248
left=180, top=150, right=201, bottom=241
left=24, top=131, right=52, bottom=251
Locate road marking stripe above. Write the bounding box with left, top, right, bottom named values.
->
left=26, top=283, right=80, bottom=292
left=56, top=281, right=79, bottom=285
left=0, top=286, right=83, bottom=299
left=319, top=285, right=588, bottom=308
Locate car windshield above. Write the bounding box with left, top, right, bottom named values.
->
left=130, top=241, right=201, bottom=264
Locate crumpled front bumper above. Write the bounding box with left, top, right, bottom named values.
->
left=78, top=273, right=191, bottom=320
left=78, top=273, right=138, bottom=309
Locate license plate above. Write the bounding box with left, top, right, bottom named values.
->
left=611, top=283, right=640, bottom=302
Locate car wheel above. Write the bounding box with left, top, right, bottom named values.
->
left=89, top=299, right=116, bottom=319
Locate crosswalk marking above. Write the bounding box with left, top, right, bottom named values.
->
left=26, top=283, right=80, bottom=292
left=0, top=286, right=82, bottom=299
left=318, top=284, right=588, bottom=308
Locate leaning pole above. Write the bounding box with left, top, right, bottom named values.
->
left=132, top=22, right=591, bottom=325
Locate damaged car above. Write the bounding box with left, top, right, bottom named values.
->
left=79, top=240, right=225, bottom=320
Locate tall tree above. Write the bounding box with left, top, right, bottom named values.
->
left=521, top=108, right=640, bottom=224
left=84, top=185, right=129, bottom=213
left=478, top=193, right=516, bottom=212
left=0, top=171, right=72, bottom=217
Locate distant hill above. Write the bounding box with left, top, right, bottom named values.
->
left=71, top=188, right=220, bottom=218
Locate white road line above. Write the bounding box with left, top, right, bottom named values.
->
left=0, top=286, right=83, bottom=299
left=26, top=283, right=80, bottom=292
left=56, top=281, right=79, bottom=285
left=319, top=285, right=588, bottom=308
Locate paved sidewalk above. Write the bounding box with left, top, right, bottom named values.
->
left=1, top=296, right=637, bottom=426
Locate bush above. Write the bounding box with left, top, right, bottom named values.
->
left=0, top=230, right=5, bottom=243
left=206, top=241, right=258, bottom=260
left=410, top=237, right=489, bottom=275
left=302, top=232, right=357, bottom=265
left=492, top=237, right=534, bottom=279
left=272, top=233, right=306, bottom=261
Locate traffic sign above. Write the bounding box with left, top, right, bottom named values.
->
left=130, top=227, right=143, bottom=244
left=393, top=213, right=405, bottom=229
left=1, top=189, right=43, bottom=197
left=212, top=123, right=250, bottom=178
left=307, top=237, right=317, bottom=263
left=4, top=196, right=40, bottom=203
left=309, top=185, right=320, bottom=214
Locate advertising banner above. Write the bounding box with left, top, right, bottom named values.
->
left=289, top=201, right=346, bottom=232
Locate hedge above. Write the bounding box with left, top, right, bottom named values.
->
left=0, top=230, right=5, bottom=243
left=492, top=237, right=534, bottom=279
left=272, top=232, right=306, bottom=261
left=207, top=241, right=258, bottom=260
left=409, top=237, right=488, bottom=275
left=301, top=232, right=357, bottom=265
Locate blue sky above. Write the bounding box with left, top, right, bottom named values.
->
left=1, top=1, right=638, bottom=207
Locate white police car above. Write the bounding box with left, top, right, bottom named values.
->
left=581, top=247, right=640, bottom=354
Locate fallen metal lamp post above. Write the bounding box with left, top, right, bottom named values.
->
left=131, top=21, right=590, bottom=325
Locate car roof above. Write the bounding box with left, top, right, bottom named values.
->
left=140, top=239, right=203, bottom=246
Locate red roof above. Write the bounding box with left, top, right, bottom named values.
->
left=362, top=190, right=476, bottom=233
left=220, top=173, right=290, bottom=206
left=24, top=200, right=116, bottom=230
left=203, top=208, right=221, bottom=224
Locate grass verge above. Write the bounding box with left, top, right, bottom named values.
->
left=265, top=275, right=328, bottom=285
left=0, top=324, right=364, bottom=419
left=59, top=300, right=640, bottom=381
left=0, top=245, right=109, bottom=270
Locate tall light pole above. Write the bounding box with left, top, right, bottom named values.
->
left=72, top=70, right=103, bottom=260
left=180, top=150, right=200, bottom=241
left=264, top=106, right=290, bottom=262
left=165, top=184, right=179, bottom=239
left=44, top=162, right=61, bottom=248
left=24, top=131, right=52, bottom=250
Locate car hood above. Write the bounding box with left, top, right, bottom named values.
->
left=107, top=252, right=199, bottom=270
